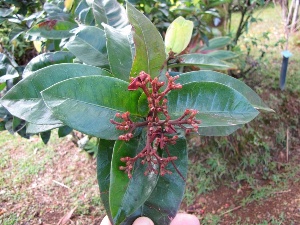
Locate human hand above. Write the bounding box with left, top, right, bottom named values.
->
left=100, top=213, right=200, bottom=225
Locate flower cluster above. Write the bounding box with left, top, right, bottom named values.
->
left=110, top=71, right=200, bottom=179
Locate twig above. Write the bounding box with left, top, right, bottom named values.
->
left=220, top=205, right=242, bottom=216
left=53, top=180, right=73, bottom=191
left=165, top=146, right=186, bottom=182
left=274, top=189, right=291, bottom=194
left=286, top=127, right=290, bottom=162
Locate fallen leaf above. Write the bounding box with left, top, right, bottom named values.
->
left=57, top=206, right=77, bottom=225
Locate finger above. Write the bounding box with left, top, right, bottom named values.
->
left=170, top=213, right=200, bottom=225
left=132, top=216, right=154, bottom=225
left=100, top=215, right=112, bottom=225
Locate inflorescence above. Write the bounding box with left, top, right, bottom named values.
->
left=110, top=71, right=200, bottom=179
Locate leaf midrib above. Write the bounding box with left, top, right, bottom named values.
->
left=43, top=95, right=142, bottom=117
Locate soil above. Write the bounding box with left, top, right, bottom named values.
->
left=186, top=180, right=300, bottom=224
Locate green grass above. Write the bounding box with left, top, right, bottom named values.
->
left=230, top=3, right=300, bottom=93
left=1, top=213, right=19, bottom=225
left=0, top=132, right=55, bottom=186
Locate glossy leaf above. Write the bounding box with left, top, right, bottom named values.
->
left=41, top=76, right=142, bottom=139
left=167, top=82, right=259, bottom=136
left=44, top=2, right=70, bottom=20
left=65, top=26, right=108, bottom=67
left=141, top=138, right=188, bottom=225
left=127, top=2, right=166, bottom=78
left=104, top=24, right=133, bottom=81
left=168, top=54, right=235, bottom=70
left=23, top=51, right=76, bottom=78
left=110, top=136, right=159, bottom=225
left=97, top=139, right=115, bottom=222
left=26, top=123, right=63, bottom=134
left=1, top=64, right=110, bottom=125
left=75, top=1, right=95, bottom=25
left=200, top=36, right=231, bottom=51
left=9, top=26, right=25, bottom=42
left=27, top=20, right=77, bottom=39
left=93, top=0, right=128, bottom=29
left=0, top=64, right=19, bottom=80
left=177, top=71, right=273, bottom=112
left=206, top=50, right=238, bottom=60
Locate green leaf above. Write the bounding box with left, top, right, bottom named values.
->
left=65, top=26, right=108, bottom=67
left=168, top=54, right=235, bottom=70
left=200, top=36, right=231, bottom=51
left=167, top=82, right=259, bottom=136
left=41, top=76, right=142, bottom=139
left=110, top=136, right=159, bottom=225
left=40, top=131, right=51, bottom=144
left=0, top=64, right=19, bottom=80
left=93, top=0, right=128, bottom=29
left=58, top=126, right=73, bottom=137
left=137, top=93, right=148, bottom=117
left=165, top=16, right=194, bottom=54
left=104, top=24, right=133, bottom=81
left=141, top=138, right=188, bottom=225
left=0, top=7, right=14, bottom=17
left=0, top=53, right=16, bottom=66
left=0, top=83, right=5, bottom=91
left=23, top=51, right=76, bottom=78
left=9, top=26, right=25, bottom=42
left=127, top=2, right=166, bottom=78
left=26, top=123, right=63, bottom=134
left=27, top=20, right=78, bottom=39
left=1, top=64, right=110, bottom=125
left=75, top=1, right=95, bottom=25
left=0, top=104, right=8, bottom=119
left=0, top=121, right=5, bottom=131
left=44, top=2, right=70, bottom=21
left=97, top=139, right=115, bottom=222
left=206, top=50, right=238, bottom=60
left=177, top=70, right=273, bottom=112
left=12, top=117, right=25, bottom=132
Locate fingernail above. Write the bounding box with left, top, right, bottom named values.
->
left=132, top=217, right=154, bottom=225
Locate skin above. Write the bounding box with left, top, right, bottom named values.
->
left=100, top=213, right=200, bottom=225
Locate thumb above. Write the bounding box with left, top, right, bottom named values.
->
left=132, top=217, right=154, bottom=225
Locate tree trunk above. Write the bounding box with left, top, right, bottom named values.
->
left=290, top=0, right=299, bottom=32
left=279, top=0, right=289, bottom=20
